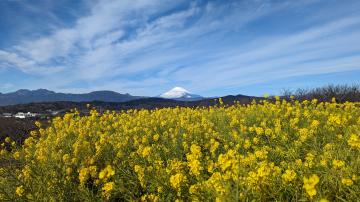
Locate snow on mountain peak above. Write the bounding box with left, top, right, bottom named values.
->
left=160, top=87, right=190, bottom=99
left=172, top=87, right=189, bottom=92
left=159, top=87, right=203, bottom=101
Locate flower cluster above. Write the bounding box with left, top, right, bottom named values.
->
left=303, top=174, right=320, bottom=198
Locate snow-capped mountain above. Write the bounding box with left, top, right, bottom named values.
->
left=159, top=87, right=203, bottom=101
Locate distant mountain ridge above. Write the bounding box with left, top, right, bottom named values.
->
left=0, top=89, right=143, bottom=106
left=0, top=87, right=205, bottom=106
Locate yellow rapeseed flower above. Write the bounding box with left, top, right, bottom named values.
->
left=348, top=134, right=360, bottom=150
left=332, top=159, right=345, bottom=169
left=303, top=174, right=319, bottom=199
left=142, top=146, right=152, bottom=158
left=16, top=185, right=24, bottom=196
left=99, top=165, right=115, bottom=180
left=170, top=173, right=187, bottom=190
left=282, top=169, right=296, bottom=183
left=102, top=181, right=115, bottom=195
left=341, top=178, right=353, bottom=186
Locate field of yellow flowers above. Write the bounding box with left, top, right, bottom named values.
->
left=0, top=98, right=360, bottom=201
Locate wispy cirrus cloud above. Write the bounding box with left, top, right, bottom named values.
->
left=171, top=16, right=360, bottom=90
left=0, top=0, right=359, bottom=96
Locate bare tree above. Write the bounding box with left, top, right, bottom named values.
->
left=282, top=84, right=360, bottom=102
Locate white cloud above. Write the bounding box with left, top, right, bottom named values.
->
left=1, top=0, right=188, bottom=76
left=0, top=50, right=65, bottom=74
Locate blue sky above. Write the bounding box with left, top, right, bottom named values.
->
left=0, top=0, right=360, bottom=97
